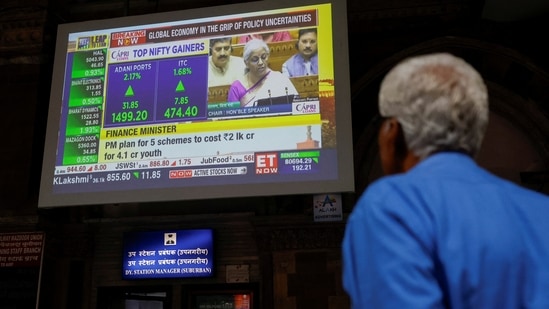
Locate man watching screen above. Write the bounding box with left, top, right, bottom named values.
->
left=208, top=37, right=246, bottom=87
left=342, top=53, right=549, bottom=309
left=282, top=28, right=318, bottom=77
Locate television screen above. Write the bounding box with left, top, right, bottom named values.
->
left=38, top=0, right=354, bottom=207
left=122, top=229, right=214, bottom=279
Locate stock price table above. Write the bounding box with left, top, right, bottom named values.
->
left=105, top=55, right=208, bottom=127
left=64, top=51, right=208, bottom=166
left=63, top=49, right=106, bottom=165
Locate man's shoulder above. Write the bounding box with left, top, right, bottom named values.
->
left=284, top=54, right=301, bottom=64
left=359, top=174, right=417, bottom=206
left=406, top=153, right=549, bottom=211
left=229, top=56, right=244, bottom=61
left=228, top=56, right=245, bottom=66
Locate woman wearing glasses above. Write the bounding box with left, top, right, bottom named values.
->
left=228, top=39, right=298, bottom=107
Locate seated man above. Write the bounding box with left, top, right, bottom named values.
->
left=282, top=28, right=318, bottom=77
left=208, top=37, right=246, bottom=87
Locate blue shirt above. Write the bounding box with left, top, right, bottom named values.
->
left=282, top=53, right=318, bottom=77
left=342, top=152, right=549, bottom=309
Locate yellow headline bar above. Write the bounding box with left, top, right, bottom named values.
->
left=101, top=114, right=322, bottom=139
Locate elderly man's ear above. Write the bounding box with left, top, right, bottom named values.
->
left=378, top=117, right=420, bottom=175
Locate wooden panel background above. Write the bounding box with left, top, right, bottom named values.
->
left=232, top=39, right=298, bottom=73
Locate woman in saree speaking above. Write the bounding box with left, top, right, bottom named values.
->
left=228, top=39, right=298, bottom=107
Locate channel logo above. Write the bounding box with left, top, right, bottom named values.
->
left=255, top=153, right=278, bottom=174
left=169, top=169, right=192, bottom=179
left=77, top=35, right=108, bottom=50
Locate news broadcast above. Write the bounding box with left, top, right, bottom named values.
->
left=39, top=0, right=354, bottom=207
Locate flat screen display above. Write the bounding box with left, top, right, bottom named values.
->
left=122, top=229, right=214, bottom=279
left=38, top=0, right=354, bottom=207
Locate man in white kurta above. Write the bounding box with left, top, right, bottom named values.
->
left=208, top=37, right=246, bottom=87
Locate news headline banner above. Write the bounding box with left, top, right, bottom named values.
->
left=57, top=117, right=322, bottom=176
left=94, top=118, right=323, bottom=163
left=111, top=9, right=317, bottom=46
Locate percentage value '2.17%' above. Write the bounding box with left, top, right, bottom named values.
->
left=124, top=72, right=141, bottom=80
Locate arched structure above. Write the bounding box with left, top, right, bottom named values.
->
left=351, top=36, right=549, bottom=195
